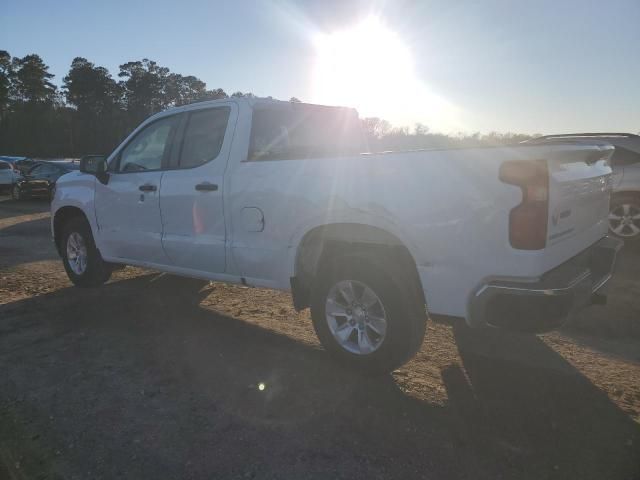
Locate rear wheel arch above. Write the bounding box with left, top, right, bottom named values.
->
left=292, top=223, right=426, bottom=311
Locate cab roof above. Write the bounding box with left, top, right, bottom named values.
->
left=163, top=96, right=359, bottom=117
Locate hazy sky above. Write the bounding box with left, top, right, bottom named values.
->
left=2, top=0, right=639, bottom=134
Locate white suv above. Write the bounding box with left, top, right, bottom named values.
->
left=0, top=160, right=20, bottom=194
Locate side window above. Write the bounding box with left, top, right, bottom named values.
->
left=0, top=162, right=10, bottom=170
left=118, top=115, right=179, bottom=173
left=178, top=107, right=230, bottom=168
left=249, top=109, right=291, bottom=161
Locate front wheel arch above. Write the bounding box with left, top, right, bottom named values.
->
left=53, top=206, right=91, bottom=256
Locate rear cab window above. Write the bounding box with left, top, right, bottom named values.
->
left=248, top=104, right=365, bottom=161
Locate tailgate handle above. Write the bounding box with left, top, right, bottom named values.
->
left=195, top=183, right=218, bottom=192
left=139, top=184, right=157, bottom=192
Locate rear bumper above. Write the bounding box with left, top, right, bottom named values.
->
left=468, top=236, right=623, bottom=332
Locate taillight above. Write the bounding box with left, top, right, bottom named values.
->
left=499, top=159, right=549, bottom=250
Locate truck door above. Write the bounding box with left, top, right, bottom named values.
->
left=94, top=114, right=181, bottom=264
left=159, top=103, right=237, bottom=273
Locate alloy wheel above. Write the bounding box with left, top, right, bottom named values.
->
left=325, top=279, right=388, bottom=355
left=66, top=232, right=88, bottom=275
left=609, top=203, right=640, bottom=238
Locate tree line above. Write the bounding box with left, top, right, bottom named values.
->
left=0, top=51, right=266, bottom=157
left=0, top=50, right=534, bottom=158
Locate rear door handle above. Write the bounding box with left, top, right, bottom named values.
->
left=195, top=183, right=218, bottom=192
left=139, top=184, right=157, bottom=192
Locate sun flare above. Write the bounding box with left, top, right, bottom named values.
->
left=312, top=17, right=461, bottom=131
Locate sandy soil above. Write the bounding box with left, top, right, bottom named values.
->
left=1, top=197, right=639, bottom=479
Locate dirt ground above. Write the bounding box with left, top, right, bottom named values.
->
left=1, top=197, right=639, bottom=480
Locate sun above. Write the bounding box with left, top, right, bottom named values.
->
left=312, top=17, right=461, bottom=131
left=312, top=17, right=412, bottom=120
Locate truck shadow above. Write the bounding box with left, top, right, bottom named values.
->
left=444, top=323, right=639, bottom=479
left=1, top=275, right=638, bottom=479
left=0, top=216, right=52, bottom=240
left=0, top=216, right=58, bottom=269
left=0, top=197, right=50, bottom=219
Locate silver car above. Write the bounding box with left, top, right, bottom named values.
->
left=525, top=133, right=640, bottom=243
left=0, top=160, right=21, bottom=194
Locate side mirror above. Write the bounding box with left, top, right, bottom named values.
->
left=80, top=156, right=109, bottom=184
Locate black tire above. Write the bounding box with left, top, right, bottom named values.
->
left=61, top=217, right=112, bottom=288
left=11, top=184, right=22, bottom=200
left=609, top=193, right=640, bottom=244
left=310, top=254, right=427, bottom=374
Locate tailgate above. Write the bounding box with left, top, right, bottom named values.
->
left=546, top=144, right=614, bottom=246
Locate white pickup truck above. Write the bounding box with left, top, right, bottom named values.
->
left=51, top=97, right=622, bottom=372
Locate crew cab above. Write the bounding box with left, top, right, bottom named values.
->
left=51, top=98, right=622, bottom=372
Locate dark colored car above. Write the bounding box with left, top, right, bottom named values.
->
left=12, top=161, right=80, bottom=201
left=14, top=157, right=38, bottom=173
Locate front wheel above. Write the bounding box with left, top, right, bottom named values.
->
left=61, top=217, right=112, bottom=287
left=11, top=184, right=23, bottom=200
left=310, top=255, right=427, bottom=374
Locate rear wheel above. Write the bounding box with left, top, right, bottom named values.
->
left=609, top=194, right=640, bottom=243
left=61, top=217, right=112, bottom=287
left=310, top=255, right=427, bottom=374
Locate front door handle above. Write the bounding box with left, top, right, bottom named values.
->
left=139, top=184, right=157, bottom=192
left=195, top=183, right=218, bottom=192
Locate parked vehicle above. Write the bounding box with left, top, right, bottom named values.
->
left=0, top=156, right=31, bottom=173
left=13, top=157, right=37, bottom=174
left=0, top=160, right=21, bottom=194
left=525, top=133, right=640, bottom=242
left=13, top=160, right=79, bottom=201
left=51, top=98, right=622, bottom=372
